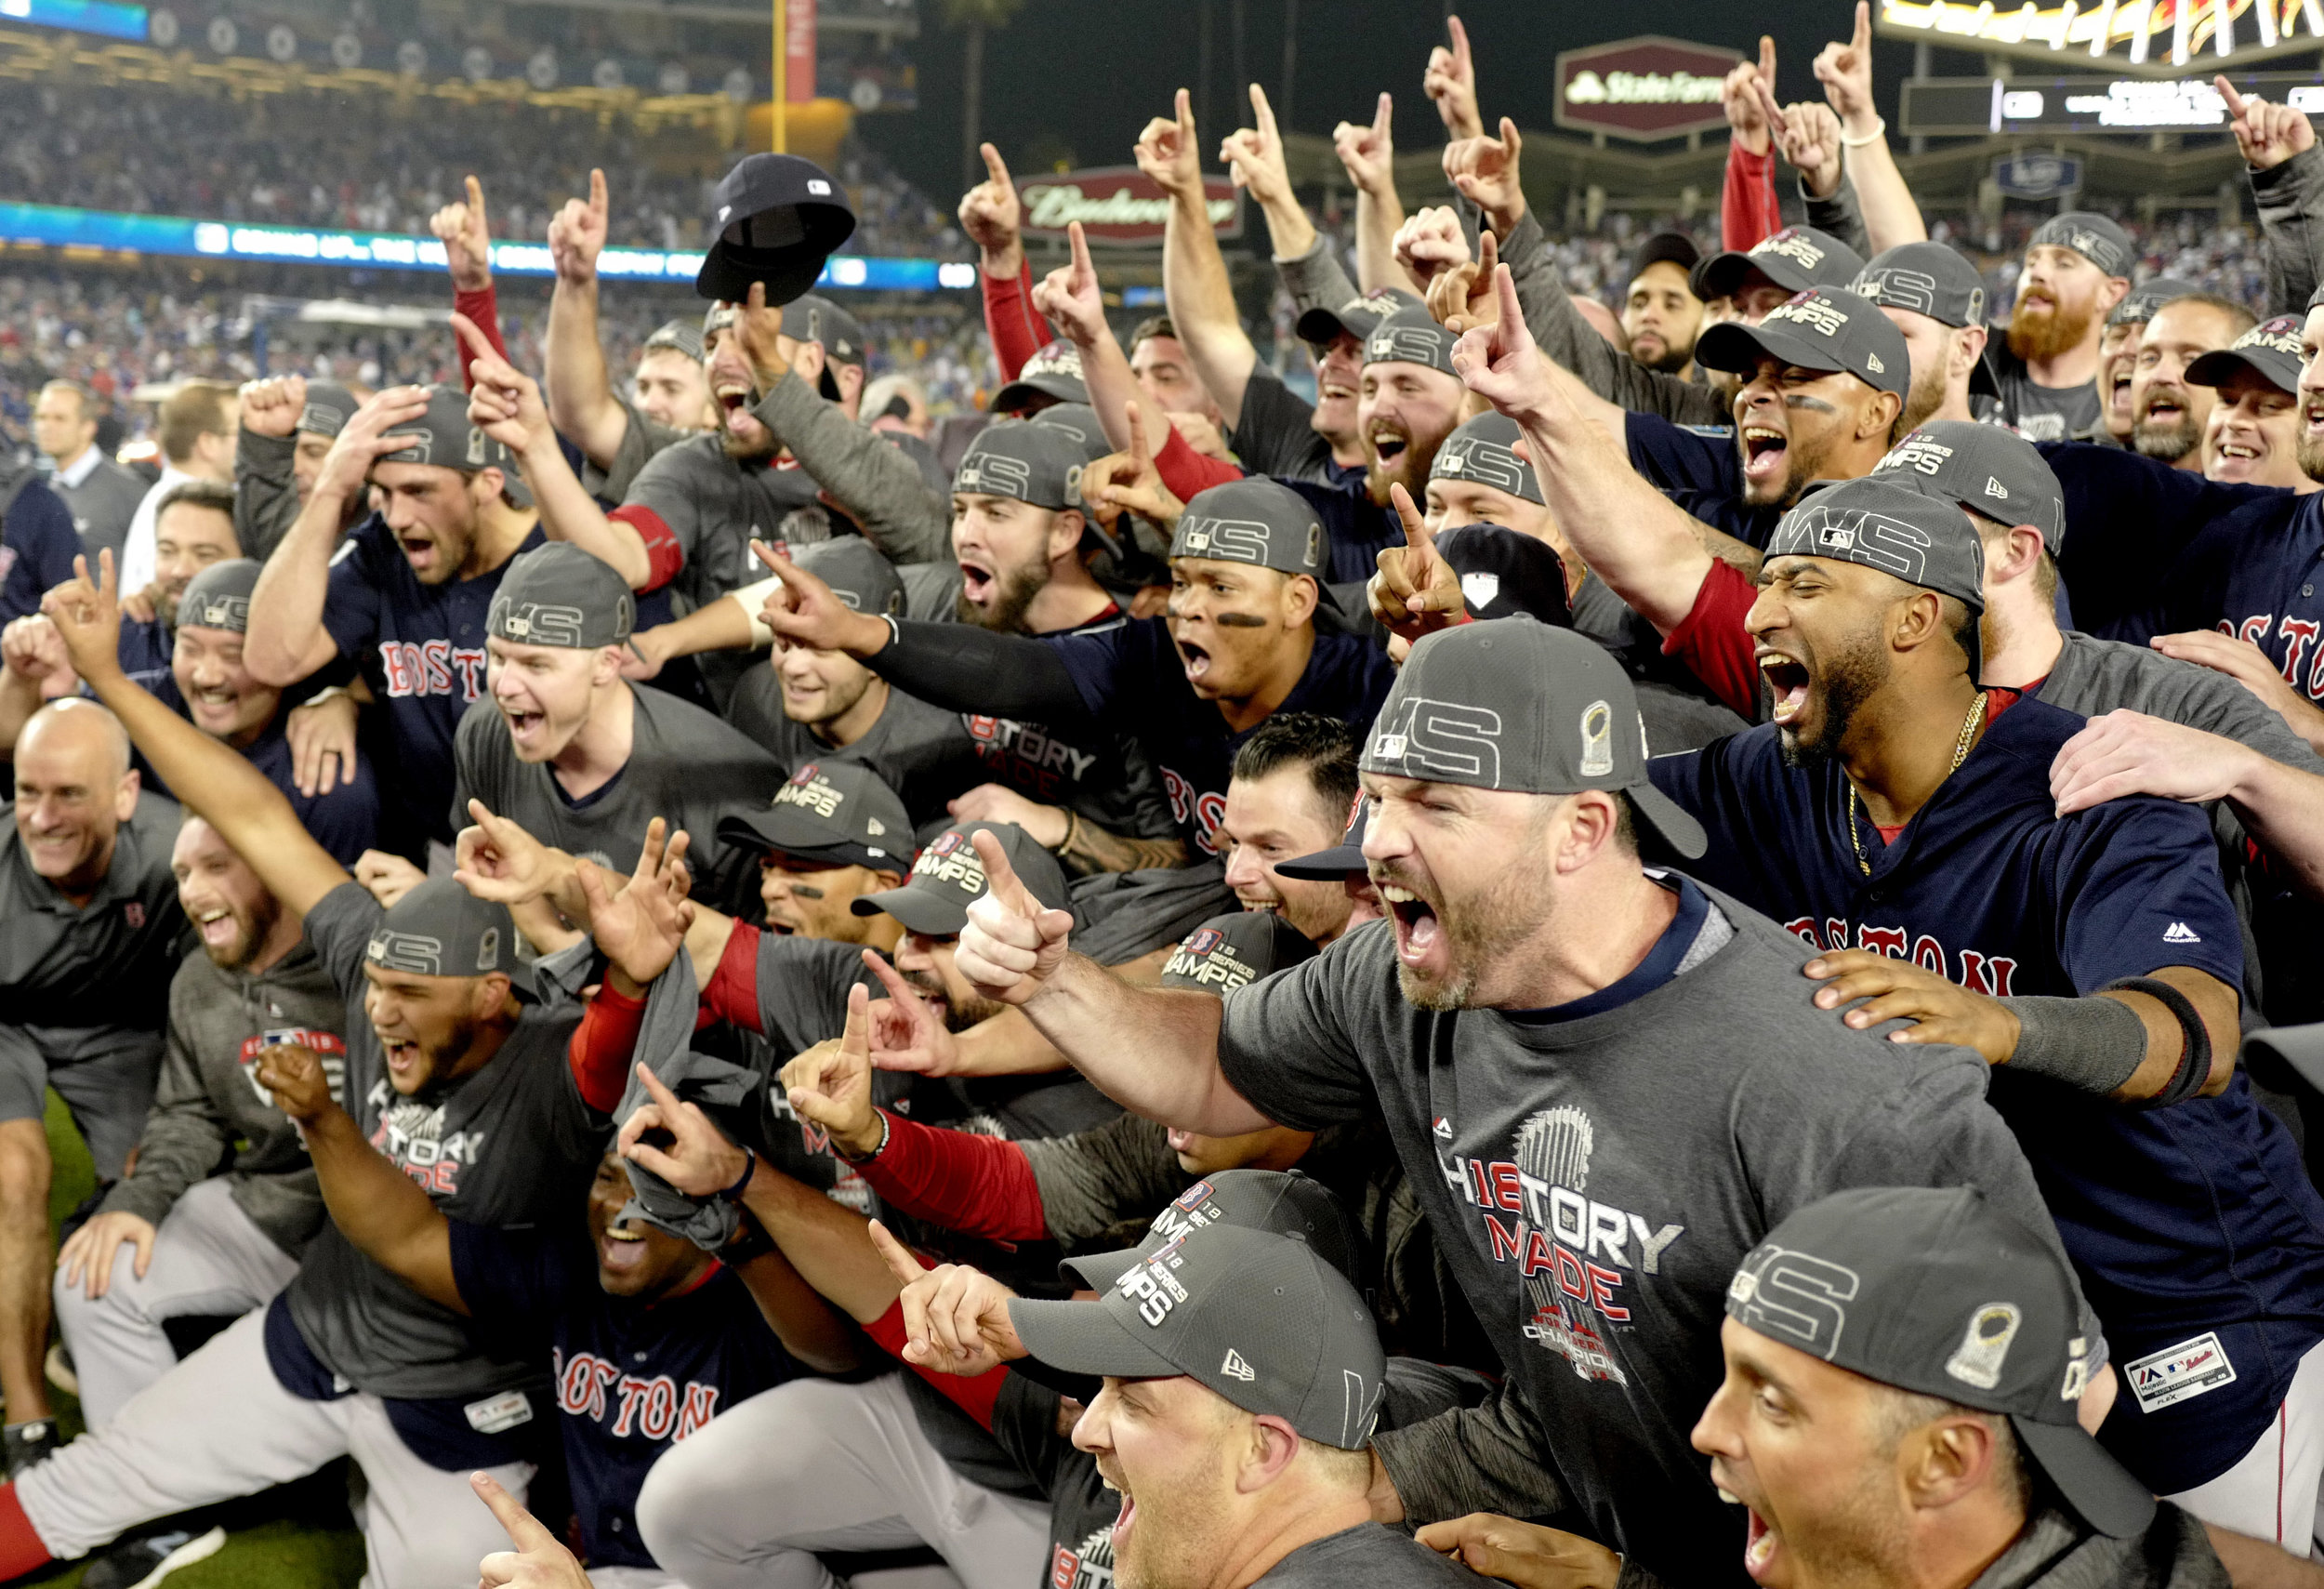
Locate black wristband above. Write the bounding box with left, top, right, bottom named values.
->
left=2101, top=976, right=2213, bottom=1108
left=717, top=1145, right=759, bottom=1205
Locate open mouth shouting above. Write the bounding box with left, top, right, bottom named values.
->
left=600, top=1221, right=648, bottom=1275
left=957, top=554, right=996, bottom=607
left=498, top=701, right=548, bottom=751
left=194, top=906, right=240, bottom=952
left=381, top=1037, right=425, bottom=1084
left=1739, top=424, right=1789, bottom=488
left=2108, top=363, right=2135, bottom=417
left=1377, top=875, right=1446, bottom=976
left=1368, top=420, right=1411, bottom=471
left=1098, top=1462, right=1137, bottom=1550
left=399, top=534, right=439, bottom=574
left=1718, top=1487, right=1786, bottom=1582
left=2304, top=393, right=2324, bottom=450
left=1758, top=648, right=1812, bottom=728
left=186, top=682, right=243, bottom=728
left=1175, top=637, right=1213, bottom=686
left=713, top=377, right=756, bottom=437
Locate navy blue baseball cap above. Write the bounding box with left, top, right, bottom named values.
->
left=696, top=153, right=858, bottom=306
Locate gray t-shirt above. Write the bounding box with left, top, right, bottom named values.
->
left=452, top=682, right=785, bottom=910
left=1258, top=1525, right=1488, bottom=1589
left=1987, top=344, right=2103, bottom=443
left=725, top=661, right=986, bottom=831
left=1232, top=366, right=1339, bottom=487
left=284, top=881, right=604, bottom=1399
left=583, top=390, right=693, bottom=506
left=1215, top=883, right=2084, bottom=1584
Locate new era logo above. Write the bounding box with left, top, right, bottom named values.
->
left=1984, top=477, right=2009, bottom=499
left=1433, top=1116, right=1454, bottom=1139
left=2163, top=921, right=2201, bottom=944
left=1220, top=1349, right=1256, bottom=1382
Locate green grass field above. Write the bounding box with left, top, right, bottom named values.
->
left=27, top=1092, right=364, bottom=1588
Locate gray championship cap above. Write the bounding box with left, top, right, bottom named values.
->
left=642, top=320, right=706, bottom=363
left=1362, top=305, right=1461, bottom=377
left=696, top=152, right=858, bottom=306
left=993, top=341, right=1089, bottom=413
left=1169, top=478, right=1327, bottom=578
left=1727, top=1185, right=2149, bottom=1539
left=1010, top=1220, right=1386, bottom=1450
left=1851, top=244, right=2002, bottom=401
left=2027, top=211, right=2134, bottom=280
left=486, top=542, right=636, bottom=649
left=1156, top=909, right=1319, bottom=997
left=792, top=536, right=905, bottom=618
left=1693, top=225, right=1867, bottom=302
left=851, top=819, right=1069, bottom=937
left=2186, top=314, right=2306, bottom=397
left=1872, top=421, right=2067, bottom=554
left=1362, top=617, right=1707, bottom=858
left=1696, top=288, right=1911, bottom=400
left=1770, top=476, right=1987, bottom=683
left=719, top=761, right=911, bottom=873
left=1063, top=1170, right=1363, bottom=1301
left=365, top=878, right=536, bottom=1000
left=1297, top=285, right=1424, bottom=348
left=1430, top=412, right=1542, bottom=505
left=177, top=558, right=261, bottom=634
left=954, top=418, right=1088, bottom=510
left=1275, top=791, right=1368, bottom=881
left=296, top=381, right=360, bottom=440
left=2106, top=275, right=2198, bottom=329
left=1852, top=243, right=1988, bottom=330
left=376, top=385, right=517, bottom=478
left=1026, top=403, right=1116, bottom=464
left=1434, top=523, right=1572, bottom=628
left=787, top=292, right=867, bottom=403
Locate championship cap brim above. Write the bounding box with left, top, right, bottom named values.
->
left=715, top=809, right=885, bottom=872
left=1274, top=842, right=1366, bottom=881
left=2185, top=339, right=2303, bottom=395
left=2010, top=1417, right=2158, bottom=1540
left=1010, top=1295, right=1185, bottom=1380
left=1631, top=783, right=1709, bottom=861
left=1697, top=316, right=1851, bottom=380
left=1694, top=248, right=1807, bottom=301
left=849, top=882, right=971, bottom=937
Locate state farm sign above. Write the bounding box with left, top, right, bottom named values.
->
left=1555, top=36, right=1743, bottom=141
left=1017, top=166, right=1243, bottom=246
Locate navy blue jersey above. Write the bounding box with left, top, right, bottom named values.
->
left=129, top=670, right=381, bottom=864
left=321, top=511, right=545, bottom=853
left=1649, top=696, right=2324, bottom=1491
left=1624, top=415, right=1783, bottom=551
left=2097, top=488, right=2324, bottom=716
left=1048, top=619, right=1395, bottom=854
left=448, top=1221, right=802, bottom=1572
left=1279, top=478, right=1405, bottom=584
left=1, top=474, right=84, bottom=623
left=2040, top=442, right=2289, bottom=638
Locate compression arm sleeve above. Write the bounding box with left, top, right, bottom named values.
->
left=858, top=1115, right=1050, bottom=1241
left=983, top=260, right=1053, bottom=382
left=863, top=1301, right=1007, bottom=1430
left=568, top=981, right=647, bottom=1114
left=868, top=621, right=1096, bottom=725
left=452, top=285, right=508, bottom=392
left=1723, top=140, right=1780, bottom=252
left=701, top=921, right=767, bottom=1036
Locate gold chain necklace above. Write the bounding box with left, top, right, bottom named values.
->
left=1848, top=692, right=1988, bottom=877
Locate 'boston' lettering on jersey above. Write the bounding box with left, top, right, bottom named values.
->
left=552, top=1347, right=720, bottom=1441
left=1778, top=919, right=2021, bottom=994
left=377, top=640, right=490, bottom=701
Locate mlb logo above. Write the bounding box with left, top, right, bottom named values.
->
left=792, top=764, right=820, bottom=785
left=808, top=179, right=831, bottom=195
left=1816, top=524, right=1857, bottom=550
left=1184, top=928, right=1224, bottom=956
left=931, top=833, right=964, bottom=855
left=1174, top=1178, right=1214, bottom=1210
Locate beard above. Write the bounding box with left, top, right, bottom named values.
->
left=2298, top=428, right=2324, bottom=483
left=896, top=964, right=1007, bottom=1032
left=1899, top=352, right=1950, bottom=432
left=1363, top=426, right=1450, bottom=509
left=203, top=891, right=282, bottom=971
left=1778, top=628, right=1893, bottom=771
left=954, top=558, right=1048, bottom=633
left=2133, top=408, right=2201, bottom=463
left=1388, top=813, right=1558, bottom=1013
left=2005, top=295, right=2098, bottom=364
left=1632, top=332, right=1696, bottom=375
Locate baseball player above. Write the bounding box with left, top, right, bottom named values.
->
left=0, top=699, right=183, bottom=1472
left=24, top=552, right=686, bottom=1588
left=759, top=476, right=1395, bottom=857
left=254, top=1040, right=858, bottom=1589
left=723, top=537, right=985, bottom=830
left=943, top=617, right=2100, bottom=1584
left=2187, top=314, right=2321, bottom=490
left=1640, top=474, right=2324, bottom=1554
left=4, top=556, right=382, bottom=863
left=241, top=384, right=551, bottom=859
left=452, top=540, right=786, bottom=904
left=233, top=375, right=366, bottom=563
left=1848, top=241, right=1998, bottom=430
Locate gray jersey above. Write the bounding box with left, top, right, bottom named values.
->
left=99, top=938, right=345, bottom=1257
left=49, top=455, right=149, bottom=567
left=451, top=682, right=785, bottom=907
left=0, top=791, right=186, bottom=1033
left=284, top=881, right=602, bottom=1400
left=584, top=390, right=694, bottom=506
left=1258, top=1526, right=1487, bottom=1589
left=1216, top=882, right=2086, bottom=1583
left=1231, top=367, right=1338, bottom=486
left=725, top=662, right=984, bottom=831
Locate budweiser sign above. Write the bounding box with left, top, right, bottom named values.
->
left=1554, top=36, right=1743, bottom=141
left=1017, top=166, right=1243, bottom=245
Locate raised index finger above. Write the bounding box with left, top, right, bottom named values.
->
left=1175, top=86, right=1195, bottom=137
left=1250, top=82, right=1278, bottom=141
left=1373, top=90, right=1393, bottom=139
left=980, top=141, right=1013, bottom=190
left=588, top=166, right=608, bottom=218
left=869, top=1219, right=930, bottom=1286
left=2216, top=75, right=2248, bottom=118
left=1852, top=0, right=1871, bottom=52
left=1759, top=35, right=1777, bottom=85
left=464, top=174, right=487, bottom=222
left=970, top=828, right=1036, bottom=914
left=470, top=1472, right=556, bottom=1551
left=1068, top=219, right=1094, bottom=283
left=1447, top=14, right=1472, bottom=73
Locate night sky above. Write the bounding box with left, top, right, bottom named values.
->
left=852, top=0, right=1955, bottom=205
